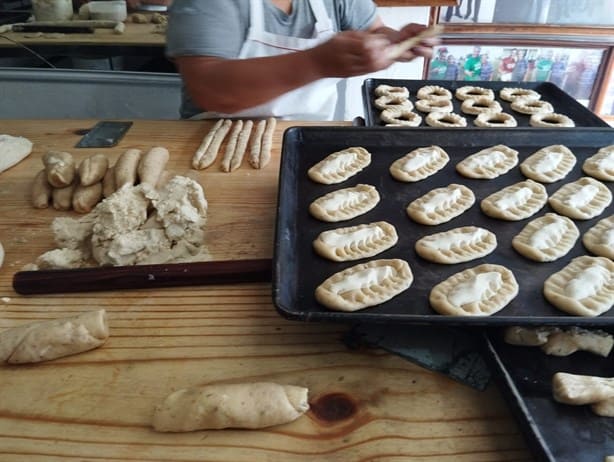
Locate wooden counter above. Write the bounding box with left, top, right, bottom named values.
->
left=0, top=119, right=532, bottom=462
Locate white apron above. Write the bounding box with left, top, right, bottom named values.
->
left=191, top=0, right=340, bottom=121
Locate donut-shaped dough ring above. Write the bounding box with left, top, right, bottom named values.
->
left=455, top=86, right=495, bottom=101
left=461, top=97, right=502, bottom=115
left=381, top=107, right=422, bottom=126
left=530, top=112, right=575, bottom=128
left=415, top=98, right=454, bottom=113
left=510, top=99, right=554, bottom=115
left=374, top=84, right=410, bottom=98
left=417, top=85, right=452, bottom=101
left=426, top=111, right=467, bottom=128
left=374, top=94, right=413, bottom=111
left=474, top=112, right=517, bottom=127
left=500, top=87, right=541, bottom=102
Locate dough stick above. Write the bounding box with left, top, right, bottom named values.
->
left=138, top=146, right=170, bottom=187
left=0, top=309, right=109, bottom=364
left=248, top=119, right=267, bottom=169
left=258, top=117, right=277, bottom=169
left=386, top=24, right=443, bottom=60
left=197, top=119, right=233, bottom=170
left=552, top=372, right=614, bottom=405
left=192, top=119, right=223, bottom=169
left=230, top=119, right=254, bottom=172
left=114, top=148, right=142, bottom=188
left=221, top=119, right=244, bottom=172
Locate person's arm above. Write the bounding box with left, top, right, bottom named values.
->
left=176, top=29, right=395, bottom=114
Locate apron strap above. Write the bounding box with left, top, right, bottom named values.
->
left=308, top=0, right=334, bottom=35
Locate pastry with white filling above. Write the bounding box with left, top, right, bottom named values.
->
left=456, top=144, right=518, bottom=179
left=313, top=221, right=398, bottom=262
left=406, top=183, right=475, bottom=225
left=315, top=259, right=413, bottom=312
left=309, top=184, right=380, bottom=222
left=389, top=145, right=449, bottom=182
left=543, top=255, right=614, bottom=317
left=512, top=213, right=579, bottom=262
left=583, top=215, right=614, bottom=259
left=481, top=179, right=548, bottom=221
left=548, top=177, right=612, bottom=220
left=307, top=147, right=371, bottom=185
left=582, top=144, right=614, bottom=181
left=415, top=226, right=497, bottom=264
left=519, top=145, right=576, bottom=183
left=429, top=264, right=519, bottom=316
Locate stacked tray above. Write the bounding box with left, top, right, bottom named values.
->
left=361, top=79, right=609, bottom=128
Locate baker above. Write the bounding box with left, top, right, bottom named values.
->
left=166, top=0, right=439, bottom=120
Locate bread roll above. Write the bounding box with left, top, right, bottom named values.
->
left=0, top=309, right=109, bottom=364
left=152, top=382, right=309, bottom=431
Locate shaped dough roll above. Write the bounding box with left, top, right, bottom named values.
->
left=0, top=309, right=109, bottom=364
left=152, top=382, right=309, bottom=432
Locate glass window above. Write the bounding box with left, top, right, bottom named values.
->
left=439, top=0, right=614, bottom=26
left=428, top=45, right=605, bottom=106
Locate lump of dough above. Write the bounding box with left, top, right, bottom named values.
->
left=0, top=240, right=4, bottom=268
left=0, top=309, right=109, bottom=364
left=152, top=382, right=309, bottom=432
left=36, top=248, right=88, bottom=270
left=0, top=134, right=33, bottom=174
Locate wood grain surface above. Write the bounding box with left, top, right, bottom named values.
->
left=0, top=119, right=533, bottom=462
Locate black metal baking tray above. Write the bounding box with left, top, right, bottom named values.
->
left=484, top=328, right=614, bottom=462
left=362, top=79, right=610, bottom=128
left=273, top=126, right=614, bottom=326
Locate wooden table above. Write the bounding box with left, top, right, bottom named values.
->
left=0, top=119, right=533, bottom=462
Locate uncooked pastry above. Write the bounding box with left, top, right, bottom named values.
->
left=455, top=86, right=495, bottom=101
left=512, top=213, right=579, bottom=262
left=415, top=98, right=453, bottom=113
left=309, top=184, right=380, bottom=222
left=480, top=179, right=548, bottom=221
left=499, top=87, right=541, bottom=102
left=519, top=145, right=577, bottom=183
left=380, top=107, right=422, bottom=126
left=543, top=255, right=614, bottom=317
left=406, top=183, right=475, bottom=225
left=313, top=221, right=398, bottom=262
left=582, top=144, right=614, bottom=181
left=429, top=264, right=519, bottom=316
left=0, top=134, right=33, bottom=174
left=530, top=112, right=575, bottom=127
left=415, top=226, right=497, bottom=264
left=389, top=145, right=449, bottom=182
left=152, top=382, right=309, bottom=431
left=460, top=97, right=502, bottom=115
left=425, top=111, right=467, bottom=128
left=552, top=372, right=614, bottom=406
left=374, top=84, right=410, bottom=98
left=416, top=85, right=452, bottom=101
left=315, top=258, right=413, bottom=312
left=307, top=147, right=371, bottom=184
left=374, top=94, right=413, bottom=111
left=456, top=144, right=518, bottom=179
left=548, top=176, right=612, bottom=220
left=473, top=111, right=517, bottom=128
left=510, top=99, right=554, bottom=115
left=582, top=215, right=614, bottom=259
left=0, top=309, right=109, bottom=364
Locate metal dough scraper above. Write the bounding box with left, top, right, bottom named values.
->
left=344, top=323, right=492, bottom=390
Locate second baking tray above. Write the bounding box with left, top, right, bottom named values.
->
left=273, top=126, right=614, bottom=326
left=362, top=79, right=609, bottom=128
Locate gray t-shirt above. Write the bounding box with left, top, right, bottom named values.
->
left=166, top=0, right=378, bottom=118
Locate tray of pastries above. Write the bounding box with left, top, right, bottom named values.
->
left=273, top=126, right=613, bottom=325
left=484, top=326, right=614, bottom=462
left=361, top=79, right=610, bottom=129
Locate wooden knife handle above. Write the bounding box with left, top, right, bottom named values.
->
left=13, top=259, right=272, bottom=295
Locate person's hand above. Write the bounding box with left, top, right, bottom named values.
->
left=308, top=30, right=395, bottom=78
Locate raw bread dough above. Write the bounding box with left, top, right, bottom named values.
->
left=583, top=215, right=614, bottom=259
left=407, top=183, right=475, bottom=225
left=389, top=145, right=449, bottom=182
left=512, top=213, right=579, bottom=262
left=0, top=134, right=33, bottom=174
left=456, top=144, right=518, bottom=179
left=152, top=382, right=309, bottom=431
left=0, top=309, right=109, bottom=364
left=31, top=176, right=209, bottom=269
left=309, top=184, right=380, bottom=222
left=519, top=145, right=576, bottom=183
left=548, top=176, right=612, bottom=220
left=504, top=326, right=613, bottom=357
left=307, top=147, right=371, bottom=184
left=415, top=226, right=497, bottom=264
